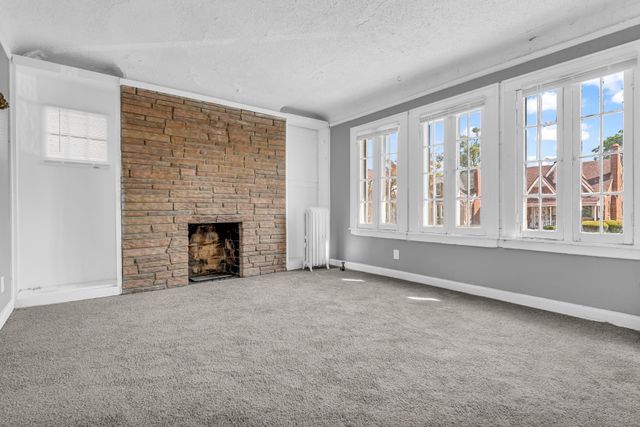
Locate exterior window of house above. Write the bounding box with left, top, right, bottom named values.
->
left=45, top=106, right=109, bottom=164
left=523, top=90, right=559, bottom=233
left=423, top=119, right=445, bottom=227
left=579, top=72, right=624, bottom=235
left=456, top=110, right=482, bottom=227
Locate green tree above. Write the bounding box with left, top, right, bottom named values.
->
left=593, top=129, right=623, bottom=154
left=459, top=127, right=481, bottom=167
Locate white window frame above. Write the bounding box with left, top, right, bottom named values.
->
left=407, top=85, right=500, bottom=244
left=349, top=112, right=408, bottom=237
left=502, top=44, right=639, bottom=256
left=418, top=115, right=448, bottom=234
left=572, top=67, right=633, bottom=245
left=516, top=84, right=566, bottom=241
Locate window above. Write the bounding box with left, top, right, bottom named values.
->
left=579, top=73, right=624, bottom=236
left=350, top=113, right=406, bottom=234
left=522, top=89, right=560, bottom=235
left=356, top=131, right=398, bottom=226
left=409, top=85, right=499, bottom=241
left=503, top=51, right=635, bottom=253
left=358, top=137, right=374, bottom=225
left=350, top=86, right=498, bottom=244
left=349, top=44, right=639, bottom=258
left=45, top=106, right=109, bottom=164
left=456, top=110, right=482, bottom=227
left=423, top=119, right=445, bottom=227
left=419, top=109, right=486, bottom=231
left=380, top=132, right=398, bottom=225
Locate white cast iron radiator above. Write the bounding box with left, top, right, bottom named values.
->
left=303, top=207, right=330, bottom=271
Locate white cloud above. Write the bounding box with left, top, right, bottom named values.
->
left=582, top=73, right=623, bottom=105
left=541, top=91, right=557, bottom=111
left=581, top=122, right=590, bottom=140
left=604, top=72, right=624, bottom=107
left=603, top=72, right=623, bottom=93
left=526, top=91, right=557, bottom=114
left=612, top=90, right=624, bottom=104
left=582, top=78, right=600, bottom=87
left=541, top=125, right=556, bottom=141
left=526, top=96, right=537, bottom=113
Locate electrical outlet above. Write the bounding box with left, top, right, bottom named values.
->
left=0, top=276, right=4, bottom=294
left=393, top=249, right=399, bottom=260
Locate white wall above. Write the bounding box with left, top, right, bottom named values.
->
left=13, top=58, right=120, bottom=304
left=286, top=121, right=330, bottom=269
left=0, top=43, right=12, bottom=328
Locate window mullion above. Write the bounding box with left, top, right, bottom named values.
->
left=624, top=68, right=635, bottom=244
left=515, top=91, right=524, bottom=235
left=444, top=116, right=456, bottom=234
left=563, top=85, right=577, bottom=243
left=373, top=135, right=381, bottom=228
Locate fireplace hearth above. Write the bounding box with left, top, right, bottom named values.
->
left=188, top=222, right=240, bottom=282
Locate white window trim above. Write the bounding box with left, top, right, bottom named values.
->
left=349, top=112, right=408, bottom=237
left=408, top=84, right=500, bottom=240
left=501, top=42, right=640, bottom=257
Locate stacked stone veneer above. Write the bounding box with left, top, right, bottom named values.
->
left=120, top=86, right=286, bottom=292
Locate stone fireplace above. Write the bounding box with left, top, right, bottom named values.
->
left=188, top=222, right=240, bottom=281
left=120, top=86, right=286, bottom=293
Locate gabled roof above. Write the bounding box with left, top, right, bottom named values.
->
left=526, top=157, right=619, bottom=196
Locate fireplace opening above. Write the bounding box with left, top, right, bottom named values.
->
left=188, top=222, right=240, bottom=282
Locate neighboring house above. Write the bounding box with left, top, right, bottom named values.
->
left=525, top=144, right=623, bottom=229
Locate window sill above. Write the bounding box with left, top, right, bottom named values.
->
left=499, top=238, right=640, bottom=260
left=349, top=228, right=498, bottom=248
left=350, top=228, right=640, bottom=259
left=349, top=228, right=405, bottom=240
left=406, top=232, right=498, bottom=247
left=44, top=158, right=110, bottom=168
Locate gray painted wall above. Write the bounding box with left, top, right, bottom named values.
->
left=331, top=26, right=640, bottom=317
left=0, top=43, right=12, bottom=316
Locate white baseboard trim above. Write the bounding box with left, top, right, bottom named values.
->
left=0, top=299, right=15, bottom=331
left=330, top=259, right=640, bottom=331
left=16, top=283, right=121, bottom=308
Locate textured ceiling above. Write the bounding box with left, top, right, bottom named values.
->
left=1, top=0, right=640, bottom=123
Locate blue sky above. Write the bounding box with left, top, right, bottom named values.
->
left=458, top=110, right=481, bottom=137
left=429, top=120, right=445, bottom=145
left=386, top=132, right=398, bottom=164
left=581, top=73, right=624, bottom=156
left=525, top=73, right=624, bottom=162
left=526, top=91, right=558, bottom=162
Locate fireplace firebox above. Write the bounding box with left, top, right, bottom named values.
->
left=188, top=222, right=240, bottom=282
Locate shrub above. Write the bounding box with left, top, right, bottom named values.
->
left=581, top=220, right=608, bottom=232
left=605, top=219, right=623, bottom=233
left=543, top=225, right=556, bottom=230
